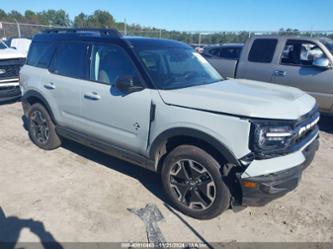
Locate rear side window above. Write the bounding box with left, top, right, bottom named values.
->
left=27, top=42, right=56, bottom=68
left=248, top=39, right=277, bottom=63
left=208, top=48, right=220, bottom=56
left=50, top=42, right=88, bottom=79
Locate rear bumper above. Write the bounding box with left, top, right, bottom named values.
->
left=0, top=83, right=21, bottom=102
left=239, top=137, right=319, bottom=206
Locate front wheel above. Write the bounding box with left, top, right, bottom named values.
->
left=161, top=145, right=231, bottom=219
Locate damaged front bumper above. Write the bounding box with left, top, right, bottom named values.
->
left=238, top=136, right=319, bottom=206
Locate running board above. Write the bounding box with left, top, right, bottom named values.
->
left=56, top=126, right=156, bottom=172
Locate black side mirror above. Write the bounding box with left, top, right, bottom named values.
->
left=115, top=75, right=144, bottom=93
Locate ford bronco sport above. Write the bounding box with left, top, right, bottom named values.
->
left=20, top=29, right=320, bottom=219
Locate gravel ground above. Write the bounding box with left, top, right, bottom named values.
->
left=0, top=101, right=332, bottom=245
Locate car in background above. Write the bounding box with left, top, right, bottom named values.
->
left=202, top=43, right=243, bottom=59
left=3, top=37, right=31, bottom=57
left=205, top=36, right=333, bottom=114
left=202, top=44, right=243, bottom=78
left=190, top=43, right=207, bottom=53
left=0, top=39, right=26, bottom=102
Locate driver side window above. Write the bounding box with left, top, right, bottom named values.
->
left=281, top=40, right=326, bottom=66
left=90, top=44, right=140, bottom=85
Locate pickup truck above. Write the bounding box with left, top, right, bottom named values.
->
left=0, top=39, right=25, bottom=102
left=4, top=37, right=31, bottom=57
left=205, top=36, right=333, bottom=114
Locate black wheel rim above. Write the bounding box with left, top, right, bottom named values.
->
left=30, top=110, right=49, bottom=145
left=169, top=159, right=216, bottom=210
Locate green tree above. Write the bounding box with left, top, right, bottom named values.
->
left=74, top=13, right=89, bottom=27
left=41, top=9, right=71, bottom=26
left=92, top=10, right=114, bottom=28
left=0, top=9, right=7, bottom=21
left=8, top=10, right=24, bottom=22
left=24, top=10, right=39, bottom=24
left=74, top=10, right=115, bottom=28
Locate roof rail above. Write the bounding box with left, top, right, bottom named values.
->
left=42, top=28, right=122, bottom=38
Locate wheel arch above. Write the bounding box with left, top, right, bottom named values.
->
left=149, top=127, right=241, bottom=172
left=22, top=90, right=57, bottom=124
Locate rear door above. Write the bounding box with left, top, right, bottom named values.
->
left=79, top=43, right=152, bottom=154
left=271, top=39, right=333, bottom=112
left=237, top=38, right=278, bottom=82
left=46, top=42, right=89, bottom=128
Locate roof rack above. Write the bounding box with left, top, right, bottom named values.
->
left=42, top=28, right=122, bottom=38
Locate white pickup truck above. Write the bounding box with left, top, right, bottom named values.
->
left=0, top=40, right=26, bottom=102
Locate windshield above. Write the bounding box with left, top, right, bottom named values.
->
left=0, top=41, right=8, bottom=49
left=136, top=47, right=223, bottom=90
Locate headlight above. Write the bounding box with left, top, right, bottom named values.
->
left=251, top=122, right=295, bottom=155
left=249, top=107, right=320, bottom=160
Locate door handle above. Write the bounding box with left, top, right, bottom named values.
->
left=273, top=70, right=288, bottom=77
left=44, top=82, right=56, bottom=90
left=84, top=92, right=101, bottom=100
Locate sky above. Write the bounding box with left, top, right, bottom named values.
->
left=1, top=0, right=333, bottom=31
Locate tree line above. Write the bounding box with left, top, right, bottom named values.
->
left=0, top=9, right=332, bottom=44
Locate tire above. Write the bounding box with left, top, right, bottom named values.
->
left=161, top=145, right=231, bottom=220
left=28, top=103, right=61, bottom=150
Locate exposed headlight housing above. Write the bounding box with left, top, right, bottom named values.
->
left=252, top=124, right=294, bottom=152
left=249, top=107, right=320, bottom=160
left=249, top=122, right=296, bottom=159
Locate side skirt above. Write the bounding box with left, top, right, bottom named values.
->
left=56, top=126, right=156, bottom=172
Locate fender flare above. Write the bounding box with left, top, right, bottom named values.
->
left=149, top=127, right=240, bottom=167
left=22, top=90, right=57, bottom=124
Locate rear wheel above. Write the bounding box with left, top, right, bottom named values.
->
left=28, top=103, right=61, bottom=150
left=161, top=145, right=231, bottom=219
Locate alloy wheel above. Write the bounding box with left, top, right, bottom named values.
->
left=169, top=159, right=216, bottom=210
left=30, top=110, right=50, bottom=145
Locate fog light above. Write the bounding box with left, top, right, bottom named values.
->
left=242, top=181, right=257, bottom=188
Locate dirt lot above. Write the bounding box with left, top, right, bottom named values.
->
left=0, top=101, right=333, bottom=245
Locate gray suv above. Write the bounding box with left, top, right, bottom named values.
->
left=20, top=29, right=320, bottom=219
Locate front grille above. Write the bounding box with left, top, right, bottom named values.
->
left=293, top=108, right=320, bottom=145
left=0, top=58, right=25, bottom=82
left=0, top=64, right=20, bottom=80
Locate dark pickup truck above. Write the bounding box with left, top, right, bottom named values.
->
left=205, top=36, right=333, bottom=114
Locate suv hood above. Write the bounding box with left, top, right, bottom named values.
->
left=158, top=79, right=316, bottom=120
left=0, top=48, right=25, bottom=60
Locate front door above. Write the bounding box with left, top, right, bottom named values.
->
left=80, top=43, right=152, bottom=154
left=272, top=39, right=333, bottom=113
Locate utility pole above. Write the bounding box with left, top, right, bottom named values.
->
left=310, top=26, right=314, bottom=37
left=124, top=18, right=127, bottom=36
left=15, top=19, right=21, bottom=38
